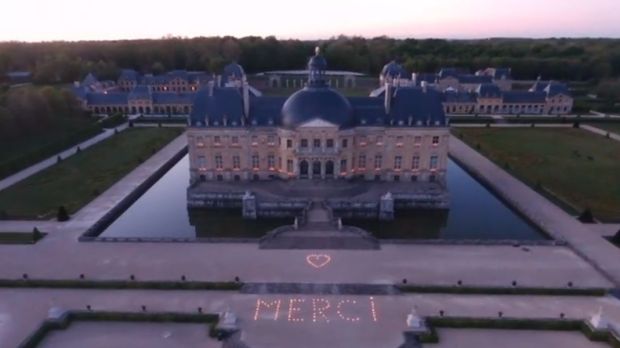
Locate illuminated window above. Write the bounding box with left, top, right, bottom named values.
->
left=196, top=136, right=205, bottom=148
left=215, top=155, right=223, bottom=169
left=394, top=156, right=402, bottom=170
left=358, top=155, right=366, bottom=169
left=233, top=155, right=240, bottom=170
left=268, top=154, right=275, bottom=169
left=430, top=155, right=438, bottom=170
left=374, top=155, right=382, bottom=169
left=252, top=154, right=259, bottom=169
left=376, top=136, right=383, bottom=145
left=287, top=159, right=293, bottom=172
left=412, top=156, right=420, bottom=170
left=432, top=136, right=440, bottom=145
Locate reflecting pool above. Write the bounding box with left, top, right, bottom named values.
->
left=100, top=156, right=545, bottom=240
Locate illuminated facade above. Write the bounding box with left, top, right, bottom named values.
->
left=187, top=50, right=449, bottom=185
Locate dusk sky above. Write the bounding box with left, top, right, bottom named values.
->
left=2, top=0, right=620, bottom=42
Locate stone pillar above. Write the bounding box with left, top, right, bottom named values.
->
left=242, top=191, right=257, bottom=219
left=379, top=192, right=394, bottom=220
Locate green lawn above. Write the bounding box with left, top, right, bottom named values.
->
left=589, top=123, right=620, bottom=135
left=0, top=127, right=183, bottom=220
left=454, top=128, right=620, bottom=221
left=0, top=118, right=103, bottom=180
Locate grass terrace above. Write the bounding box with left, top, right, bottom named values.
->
left=0, top=127, right=183, bottom=220
left=454, top=127, right=620, bottom=221
left=589, top=123, right=620, bottom=135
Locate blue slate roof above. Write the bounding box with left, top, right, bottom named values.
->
left=502, top=91, right=547, bottom=103
left=530, top=80, right=570, bottom=97
left=442, top=91, right=477, bottom=103
left=153, top=92, right=194, bottom=105
left=190, top=86, right=447, bottom=128
left=128, top=85, right=151, bottom=100
left=381, top=61, right=408, bottom=79
left=248, top=97, right=286, bottom=126
left=457, top=75, right=492, bottom=84
left=189, top=87, right=245, bottom=127
left=544, top=82, right=570, bottom=97
left=388, top=87, right=446, bottom=126
left=476, top=84, right=502, bottom=98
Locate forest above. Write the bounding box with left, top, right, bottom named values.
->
left=1, top=36, right=620, bottom=84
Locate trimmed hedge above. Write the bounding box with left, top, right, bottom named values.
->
left=418, top=317, right=619, bottom=346
left=99, top=113, right=127, bottom=128
left=135, top=116, right=187, bottom=124
left=18, top=310, right=219, bottom=348
left=0, top=126, right=102, bottom=179
left=0, top=231, right=46, bottom=244
left=0, top=279, right=243, bottom=291
left=396, top=284, right=608, bottom=296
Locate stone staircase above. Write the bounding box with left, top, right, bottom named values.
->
left=259, top=200, right=380, bottom=250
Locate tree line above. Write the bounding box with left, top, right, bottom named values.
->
left=1, top=36, right=620, bottom=84
left=0, top=86, right=85, bottom=141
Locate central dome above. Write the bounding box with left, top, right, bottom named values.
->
left=281, top=86, right=354, bottom=129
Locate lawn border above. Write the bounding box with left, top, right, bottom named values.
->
left=18, top=310, right=220, bottom=348
left=0, top=279, right=243, bottom=291
left=408, top=316, right=620, bottom=346
left=0, top=278, right=608, bottom=296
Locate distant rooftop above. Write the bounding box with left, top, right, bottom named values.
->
left=256, top=70, right=365, bottom=77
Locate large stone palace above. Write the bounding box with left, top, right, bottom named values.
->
left=71, top=56, right=573, bottom=119
left=186, top=48, right=449, bottom=186
left=381, top=64, right=573, bottom=115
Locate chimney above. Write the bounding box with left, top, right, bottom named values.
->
left=208, top=81, right=215, bottom=97
left=384, top=82, right=392, bottom=114
left=243, top=81, right=250, bottom=117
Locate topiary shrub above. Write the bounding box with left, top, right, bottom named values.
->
left=32, top=227, right=42, bottom=242
left=578, top=208, right=595, bottom=223
left=611, top=230, right=620, bottom=245
left=57, top=206, right=70, bottom=222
